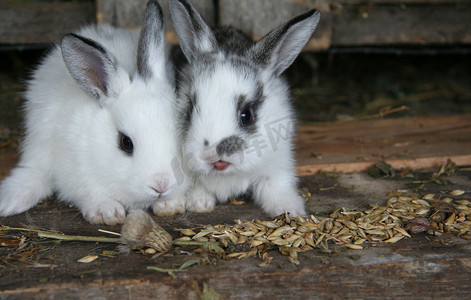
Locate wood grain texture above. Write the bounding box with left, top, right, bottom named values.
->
left=0, top=1, right=95, bottom=45
left=295, top=115, right=471, bottom=173
left=219, top=0, right=332, bottom=50
left=96, top=0, right=216, bottom=31
left=330, top=3, right=471, bottom=46
left=2, top=1, right=470, bottom=47
left=297, top=155, right=471, bottom=176
left=1, top=176, right=471, bottom=299
left=2, top=252, right=471, bottom=299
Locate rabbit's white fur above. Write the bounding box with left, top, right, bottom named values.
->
left=0, top=0, right=187, bottom=224
left=168, top=0, right=320, bottom=217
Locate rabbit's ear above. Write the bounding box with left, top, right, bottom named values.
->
left=61, top=33, right=129, bottom=100
left=137, top=0, right=166, bottom=80
left=168, top=0, right=218, bottom=63
left=251, top=9, right=320, bottom=77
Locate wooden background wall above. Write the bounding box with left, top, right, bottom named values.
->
left=0, top=0, right=470, bottom=50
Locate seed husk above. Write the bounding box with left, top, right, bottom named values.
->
left=451, top=190, right=465, bottom=196
left=177, top=228, right=197, bottom=236
left=385, top=235, right=405, bottom=243
left=394, top=227, right=411, bottom=238
left=167, top=189, right=471, bottom=266
left=77, top=255, right=99, bottom=263
left=346, top=244, right=363, bottom=250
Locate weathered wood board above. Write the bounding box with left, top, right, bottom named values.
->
left=97, top=0, right=216, bottom=29
left=96, top=0, right=216, bottom=45
left=296, top=114, right=471, bottom=175
left=330, top=2, right=471, bottom=46
left=1, top=0, right=471, bottom=48
left=1, top=168, right=471, bottom=298
left=218, top=0, right=332, bottom=50
left=0, top=1, right=95, bottom=45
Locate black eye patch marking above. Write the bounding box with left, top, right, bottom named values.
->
left=236, top=83, right=264, bottom=134
left=118, top=131, right=134, bottom=156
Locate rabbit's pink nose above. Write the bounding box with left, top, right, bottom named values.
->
left=151, top=173, right=170, bottom=194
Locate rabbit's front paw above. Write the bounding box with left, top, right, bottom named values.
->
left=0, top=167, right=52, bottom=216
left=186, top=187, right=216, bottom=213
left=152, top=196, right=186, bottom=216
left=82, top=201, right=126, bottom=225
left=0, top=186, right=38, bottom=217
left=258, top=188, right=306, bottom=217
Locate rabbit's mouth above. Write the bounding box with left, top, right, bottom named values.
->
left=149, top=187, right=173, bottom=199
left=213, top=160, right=231, bottom=171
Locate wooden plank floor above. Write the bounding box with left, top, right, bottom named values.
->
left=1, top=170, right=471, bottom=299
left=1, top=115, right=471, bottom=298
left=296, top=114, right=471, bottom=175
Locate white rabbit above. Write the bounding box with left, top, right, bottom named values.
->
left=168, top=0, right=320, bottom=217
left=0, top=0, right=187, bottom=225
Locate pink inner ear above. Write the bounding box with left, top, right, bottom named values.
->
left=85, top=67, right=107, bottom=96
left=84, top=56, right=108, bottom=96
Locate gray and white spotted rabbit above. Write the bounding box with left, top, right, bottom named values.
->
left=166, top=0, right=320, bottom=217
left=0, top=0, right=187, bottom=225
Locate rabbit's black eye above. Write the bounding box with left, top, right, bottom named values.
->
left=239, top=108, right=253, bottom=127
left=119, top=132, right=134, bottom=155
